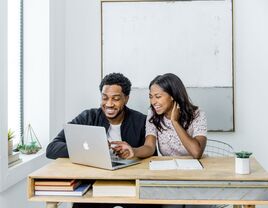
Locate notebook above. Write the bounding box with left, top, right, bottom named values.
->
left=149, top=159, right=203, bottom=170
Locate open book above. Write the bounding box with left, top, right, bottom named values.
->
left=149, top=159, right=203, bottom=170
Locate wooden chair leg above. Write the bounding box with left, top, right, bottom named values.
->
left=46, top=202, right=59, bottom=208
left=233, top=205, right=255, bottom=208
left=243, top=206, right=255, bottom=208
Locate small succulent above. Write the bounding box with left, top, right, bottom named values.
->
left=8, top=129, right=15, bottom=141
left=17, top=141, right=41, bottom=154
left=235, top=151, right=252, bottom=158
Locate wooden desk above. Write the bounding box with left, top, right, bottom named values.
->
left=27, top=157, right=268, bottom=208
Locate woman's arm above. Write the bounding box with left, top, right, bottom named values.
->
left=171, top=121, right=206, bottom=159
left=171, top=103, right=207, bottom=159
left=133, top=135, right=157, bottom=158
left=111, top=135, right=156, bottom=159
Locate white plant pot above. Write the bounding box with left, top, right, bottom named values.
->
left=8, top=139, right=13, bottom=155
left=235, top=157, right=250, bottom=174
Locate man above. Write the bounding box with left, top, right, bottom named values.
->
left=46, top=73, right=158, bottom=208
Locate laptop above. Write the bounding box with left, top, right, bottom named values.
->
left=64, top=123, right=140, bottom=170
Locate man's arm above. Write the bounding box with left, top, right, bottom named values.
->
left=46, top=130, right=69, bottom=159
left=46, top=109, right=96, bottom=159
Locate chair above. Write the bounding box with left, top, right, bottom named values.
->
left=203, top=139, right=234, bottom=208
left=204, top=139, right=234, bottom=157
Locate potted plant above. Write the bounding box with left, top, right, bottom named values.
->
left=8, top=129, right=15, bottom=155
left=17, top=141, right=41, bottom=154
left=235, top=151, right=252, bottom=174
left=17, top=124, right=42, bottom=154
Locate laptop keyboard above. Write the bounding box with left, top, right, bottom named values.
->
left=112, top=161, right=125, bottom=167
left=110, top=150, right=136, bottom=167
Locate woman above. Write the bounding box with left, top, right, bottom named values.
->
left=111, top=73, right=207, bottom=159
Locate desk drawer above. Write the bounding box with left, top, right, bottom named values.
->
left=139, top=180, right=268, bottom=200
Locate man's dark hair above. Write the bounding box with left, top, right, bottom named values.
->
left=99, top=73, right=132, bottom=96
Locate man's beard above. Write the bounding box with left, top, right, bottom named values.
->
left=105, top=107, right=125, bottom=120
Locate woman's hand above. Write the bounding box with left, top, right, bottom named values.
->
left=110, top=141, right=134, bottom=159
left=171, top=101, right=180, bottom=123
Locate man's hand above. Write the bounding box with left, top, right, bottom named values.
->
left=110, top=141, right=134, bottom=159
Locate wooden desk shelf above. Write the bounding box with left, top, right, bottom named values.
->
left=28, top=157, right=268, bottom=207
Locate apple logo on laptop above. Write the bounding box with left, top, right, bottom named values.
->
left=83, top=141, right=90, bottom=150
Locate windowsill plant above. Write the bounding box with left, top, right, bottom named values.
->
left=17, top=141, right=41, bottom=154
left=8, top=129, right=15, bottom=155
left=17, top=124, right=42, bottom=154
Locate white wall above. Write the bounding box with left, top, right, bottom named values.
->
left=23, top=0, right=50, bottom=149
left=0, top=180, right=70, bottom=208
left=0, top=180, right=44, bottom=208
left=209, top=0, right=268, bottom=168
left=61, top=0, right=268, bottom=169
left=65, top=0, right=101, bottom=120
left=50, top=0, right=66, bottom=138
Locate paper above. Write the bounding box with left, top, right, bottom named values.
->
left=149, top=159, right=203, bottom=170
left=93, top=180, right=136, bottom=197
left=149, top=160, right=177, bottom=170
left=174, top=159, right=203, bottom=170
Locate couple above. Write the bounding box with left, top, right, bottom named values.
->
left=46, top=72, right=207, bottom=208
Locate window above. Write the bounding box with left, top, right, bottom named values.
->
left=8, top=0, right=23, bottom=146
left=8, top=0, right=50, bottom=149
left=1, top=0, right=49, bottom=192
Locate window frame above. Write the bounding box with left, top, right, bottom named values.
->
left=0, top=0, right=50, bottom=192
left=8, top=0, right=24, bottom=147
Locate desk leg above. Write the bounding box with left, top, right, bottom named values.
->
left=46, top=202, right=59, bottom=208
left=233, top=205, right=255, bottom=208
left=243, top=206, right=255, bottom=208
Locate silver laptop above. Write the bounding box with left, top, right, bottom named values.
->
left=64, top=123, right=140, bottom=170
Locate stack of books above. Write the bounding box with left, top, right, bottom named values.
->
left=8, top=152, right=22, bottom=168
left=92, top=180, right=136, bottom=197
left=34, top=179, right=91, bottom=196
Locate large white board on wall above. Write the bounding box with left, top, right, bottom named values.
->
left=102, top=0, right=234, bottom=131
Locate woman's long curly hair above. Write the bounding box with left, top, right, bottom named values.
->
left=149, top=73, right=198, bottom=132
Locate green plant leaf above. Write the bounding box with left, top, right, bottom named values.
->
left=17, top=143, right=41, bottom=154
left=235, top=151, right=252, bottom=158
left=8, top=129, right=15, bottom=141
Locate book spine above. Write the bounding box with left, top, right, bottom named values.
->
left=34, top=179, right=76, bottom=186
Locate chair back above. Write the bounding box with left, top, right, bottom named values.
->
left=204, top=139, right=234, bottom=157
